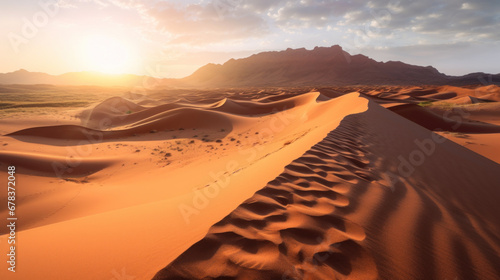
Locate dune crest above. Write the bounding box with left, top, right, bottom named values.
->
left=154, top=98, right=500, bottom=280
left=1, top=85, right=499, bottom=280
left=0, top=89, right=370, bottom=280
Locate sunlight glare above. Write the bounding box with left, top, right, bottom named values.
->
left=81, top=36, right=138, bottom=74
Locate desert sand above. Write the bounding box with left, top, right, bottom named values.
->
left=1, top=85, right=499, bottom=280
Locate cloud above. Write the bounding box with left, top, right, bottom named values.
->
left=145, top=2, right=268, bottom=44
left=57, top=0, right=500, bottom=46
left=267, top=0, right=366, bottom=29
left=261, top=0, right=500, bottom=42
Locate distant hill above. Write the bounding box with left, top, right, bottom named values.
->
left=2, top=46, right=499, bottom=87
left=0, top=69, right=166, bottom=87
left=181, top=45, right=499, bottom=87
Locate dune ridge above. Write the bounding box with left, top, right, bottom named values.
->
left=388, top=104, right=500, bottom=133
left=1, top=84, right=499, bottom=280
left=154, top=98, right=500, bottom=280
left=1, top=89, right=371, bottom=280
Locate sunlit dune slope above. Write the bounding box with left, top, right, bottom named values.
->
left=0, top=85, right=499, bottom=280
left=154, top=97, right=500, bottom=280
left=0, top=90, right=368, bottom=280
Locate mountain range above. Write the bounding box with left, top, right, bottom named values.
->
left=1, top=46, right=498, bottom=87
left=0, top=69, right=158, bottom=87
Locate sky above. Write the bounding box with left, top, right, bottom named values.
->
left=1, top=0, right=499, bottom=78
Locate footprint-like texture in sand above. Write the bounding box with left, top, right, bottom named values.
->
left=154, top=98, right=500, bottom=280
left=153, top=117, right=378, bottom=280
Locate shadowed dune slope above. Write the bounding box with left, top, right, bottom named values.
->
left=6, top=125, right=108, bottom=140
left=84, top=101, right=189, bottom=128
left=81, top=92, right=320, bottom=129
left=6, top=108, right=238, bottom=142
left=388, top=104, right=500, bottom=133
left=154, top=99, right=500, bottom=280
left=0, top=151, right=115, bottom=178
left=210, top=92, right=320, bottom=116
left=362, top=85, right=500, bottom=106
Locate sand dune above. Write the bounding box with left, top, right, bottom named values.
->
left=389, top=104, right=500, bottom=133
left=363, top=85, right=500, bottom=106
left=1, top=84, right=499, bottom=280
left=1, top=88, right=370, bottom=279
left=154, top=96, right=500, bottom=280
left=418, top=91, right=458, bottom=100
left=0, top=151, right=115, bottom=177
left=7, top=93, right=323, bottom=143
left=212, top=93, right=320, bottom=115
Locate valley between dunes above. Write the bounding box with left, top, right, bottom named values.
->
left=1, top=85, right=499, bottom=279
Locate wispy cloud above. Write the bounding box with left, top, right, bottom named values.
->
left=52, top=0, right=500, bottom=46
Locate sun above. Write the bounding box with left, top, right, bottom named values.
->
left=80, top=35, right=138, bottom=74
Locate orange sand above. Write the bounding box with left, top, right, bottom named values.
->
left=1, top=85, right=499, bottom=280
